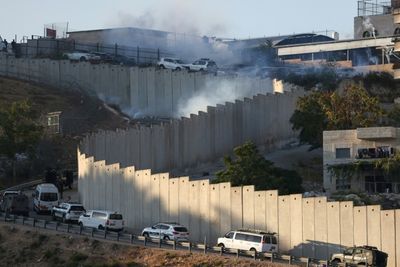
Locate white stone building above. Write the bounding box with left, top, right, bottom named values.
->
left=323, top=127, right=400, bottom=193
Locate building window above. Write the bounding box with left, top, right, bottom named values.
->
left=336, top=177, right=351, bottom=190
left=46, top=111, right=61, bottom=134
left=336, top=148, right=350, bottom=159
left=363, top=31, right=371, bottom=38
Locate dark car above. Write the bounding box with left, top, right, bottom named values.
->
left=1, top=194, right=29, bottom=217
left=331, top=246, right=388, bottom=267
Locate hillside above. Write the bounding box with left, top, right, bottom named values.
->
left=0, top=76, right=130, bottom=187
left=0, top=223, right=289, bottom=267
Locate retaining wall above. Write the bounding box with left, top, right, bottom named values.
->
left=79, top=89, right=302, bottom=173
left=78, top=149, right=400, bottom=267
left=0, top=54, right=278, bottom=117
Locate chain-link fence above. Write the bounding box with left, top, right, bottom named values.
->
left=13, top=38, right=173, bottom=66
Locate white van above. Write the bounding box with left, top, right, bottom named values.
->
left=78, top=210, right=124, bottom=231
left=32, top=183, right=59, bottom=214
left=217, top=229, right=278, bottom=253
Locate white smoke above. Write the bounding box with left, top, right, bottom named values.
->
left=176, top=79, right=256, bottom=118
left=362, top=17, right=376, bottom=38
left=108, top=0, right=228, bottom=37
left=104, top=0, right=238, bottom=63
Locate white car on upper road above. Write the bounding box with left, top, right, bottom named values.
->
left=141, top=222, right=189, bottom=241
left=62, top=51, right=101, bottom=62
left=184, top=58, right=218, bottom=73
left=157, top=57, right=186, bottom=70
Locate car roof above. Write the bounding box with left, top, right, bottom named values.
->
left=89, top=210, right=120, bottom=214
left=36, top=183, right=58, bottom=190
left=3, top=190, right=20, bottom=194
left=234, top=229, right=277, bottom=236
left=158, top=222, right=182, bottom=226
left=63, top=202, right=83, bottom=206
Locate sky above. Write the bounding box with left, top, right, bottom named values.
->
left=0, top=0, right=358, bottom=42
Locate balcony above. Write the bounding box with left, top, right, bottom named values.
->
left=355, top=146, right=394, bottom=159
left=356, top=127, right=397, bottom=139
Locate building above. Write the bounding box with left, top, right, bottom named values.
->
left=323, top=127, right=400, bottom=194
left=354, top=0, right=395, bottom=39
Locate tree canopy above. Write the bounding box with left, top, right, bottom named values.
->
left=213, top=141, right=303, bottom=195
left=290, top=84, right=383, bottom=149
left=0, top=100, right=43, bottom=178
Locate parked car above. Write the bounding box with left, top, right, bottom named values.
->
left=330, top=246, right=388, bottom=267
left=217, top=229, right=278, bottom=253
left=78, top=210, right=124, bottom=231
left=111, top=54, right=136, bottom=66
left=141, top=222, right=189, bottom=241
left=185, top=58, right=218, bottom=73
left=0, top=190, right=20, bottom=207
left=52, top=202, right=86, bottom=223
left=92, top=52, right=114, bottom=64
left=32, top=183, right=60, bottom=214
left=0, top=193, right=29, bottom=216
left=62, top=51, right=101, bottom=62
left=157, top=57, right=186, bottom=70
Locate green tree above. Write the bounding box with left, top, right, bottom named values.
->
left=213, top=142, right=303, bottom=194
left=0, top=100, right=43, bottom=180
left=290, top=84, right=383, bottom=149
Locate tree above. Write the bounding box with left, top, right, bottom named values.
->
left=290, top=92, right=328, bottom=150
left=213, top=142, right=303, bottom=194
left=290, top=84, right=383, bottom=149
left=0, top=100, right=43, bottom=180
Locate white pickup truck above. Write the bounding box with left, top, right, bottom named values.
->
left=52, top=202, right=86, bottom=222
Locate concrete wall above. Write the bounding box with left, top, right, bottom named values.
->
left=0, top=54, right=280, bottom=118
left=78, top=149, right=400, bottom=266
left=79, top=89, right=303, bottom=173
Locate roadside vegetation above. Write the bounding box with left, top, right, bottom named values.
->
left=0, top=223, right=289, bottom=267
left=213, top=141, right=303, bottom=194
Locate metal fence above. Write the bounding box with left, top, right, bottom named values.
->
left=14, top=38, right=174, bottom=65
left=0, top=211, right=329, bottom=266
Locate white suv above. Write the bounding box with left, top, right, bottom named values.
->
left=141, top=222, right=189, bottom=241
left=52, top=202, right=86, bottom=222
left=157, top=57, right=185, bottom=70
left=185, top=58, right=218, bottom=73
left=78, top=210, right=124, bottom=231
left=217, top=229, right=278, bottom=253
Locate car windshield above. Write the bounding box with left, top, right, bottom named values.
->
left=109, top=214, right=123, bottom=220
left=176, top=60, right=185, bottom=64
left=173, top=227, right=188, bottom=232
left=70, top=206, right=85, bottom=211
left=40, top=193, right=58, bottom=201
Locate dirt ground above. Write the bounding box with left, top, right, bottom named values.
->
left=0, top=223, right=290, bottom=267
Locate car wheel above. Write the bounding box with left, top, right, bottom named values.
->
left=176, top=67, right=181, bottom=71
left=250, top=248, right=257, bottom=253
left=79, top=222, right=83, bottom=227
left=98, top=225, right=104, bottom=230
left=80, top=56, right=86, bottom=62
left=217, top=243, right=225, bottom=248
left=143, top=232, right=149, bottom=238
left=163, top=235, right=170, bottom=240
left=331, top=259, right=341, bottom=266
left=62, top=215, right=66, bottom=223
left=159, top=65, right=165, bottom=69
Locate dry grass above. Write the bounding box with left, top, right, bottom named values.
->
left=0, top=223, right=290, bottom=267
